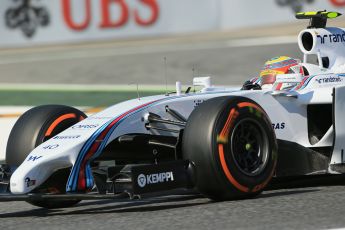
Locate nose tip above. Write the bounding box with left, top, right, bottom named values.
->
left=10, top=173, right=31, bottom=195
left=10, top=181, right=24, bottom=194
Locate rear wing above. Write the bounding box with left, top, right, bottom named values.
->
left=296, top=11, right=341, bottom=28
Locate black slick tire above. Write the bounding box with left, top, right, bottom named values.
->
left=6, top=105, right=86, bottom=208
left=182, top=96, right=277, bottom=200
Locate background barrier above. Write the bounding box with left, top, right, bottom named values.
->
left=0, top=0, right=344, bottom=48
left=220, top=0, right=345, bottom=29
left=0, top=0, right=219, bottom=47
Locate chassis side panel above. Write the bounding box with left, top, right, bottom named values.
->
left=330, top=86, right=345, bottom=171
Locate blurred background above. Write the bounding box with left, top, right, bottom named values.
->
left=0, top=0, right=345, bottom=160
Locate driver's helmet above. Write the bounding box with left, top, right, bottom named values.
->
left=259, top=56, right=304, bottom=90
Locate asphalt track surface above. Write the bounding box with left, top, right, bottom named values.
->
left=1, top=179, right=345, bottom=230
left=0, top=35, right=300, bottom=86
left=0, top=33, right=344, bottom=230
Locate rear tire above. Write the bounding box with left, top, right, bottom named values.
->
left=183, top=96, right=277, bottom=200
left=6, top=105, right=86, bottom=208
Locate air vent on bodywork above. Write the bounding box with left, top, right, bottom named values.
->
left=307, top=104, right=332, bottom=145
left=301, top=32, right=314, bottom=52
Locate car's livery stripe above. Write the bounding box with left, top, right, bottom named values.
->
left=66, top=121, right=112, bottom=191
left=294, top=75, right=315, bottom=90
left=275, top=82, right=283, bottom=90
left=76, top=109, right=133, bottom=191
left=66, top=101, right=157, bottom=192
left=66, top=95, right=190, bottom=192
left=293, top=76, right=310, bottom=90
left=67, top=121, right=111, bottom=184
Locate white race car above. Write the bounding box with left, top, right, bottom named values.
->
left=1, top=11, right=345, bottom=209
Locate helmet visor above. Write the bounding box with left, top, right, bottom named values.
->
left=261, top=73, right=277, bottom=85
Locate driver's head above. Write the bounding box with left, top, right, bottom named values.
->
left=260, top=56, right=303, bottom=90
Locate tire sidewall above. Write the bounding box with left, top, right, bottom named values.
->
left=212, top=97, right=277, bottom=193
left=183, top=96, right=277, bottom=200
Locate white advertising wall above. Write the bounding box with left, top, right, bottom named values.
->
left=0, top=0, right=219, bottom=47
left=0, top=0, right=344, bottom=47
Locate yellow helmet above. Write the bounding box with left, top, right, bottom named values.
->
left=260, top=56, right=303, bottom=90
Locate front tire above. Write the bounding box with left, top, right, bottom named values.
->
left=6, top=105, right=86, bottom=208
left=183, top=97, right=277, bottom=200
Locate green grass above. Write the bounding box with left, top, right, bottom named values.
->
left=0, top=90, right=167, bottom=106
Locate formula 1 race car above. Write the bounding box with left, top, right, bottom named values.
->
left=1, top=11, right=345, bottom=209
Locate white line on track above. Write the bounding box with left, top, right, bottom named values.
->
left=0, top=36, right=296, bottom=65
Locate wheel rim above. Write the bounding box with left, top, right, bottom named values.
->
left=230, top=118, right=269, bottom=177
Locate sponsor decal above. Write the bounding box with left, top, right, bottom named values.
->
left=137, top=174, right=146, bottom=187
left=61, top=0, right=159, bottom=31
left=272, top=122, right=285, bottom=130
left=25, top=177, right=36, bottom=187
left=317, top=35, right=328, bottom=44
left=27, top=155, right=42, bottom=162
left=316, top=76, right=342, bottom=84
left=5, top=0, right=50, bottom=38
left=43, top=144, right=59, bottom=150
left=72, top=124, right=99, bottom=129
left=53, top=135, right=81, bottom=140
left=193, top=99, right=204, bottom=107
left=137, top=172, right=174, bottom=188
left=318, top=33, right=345, bottom=44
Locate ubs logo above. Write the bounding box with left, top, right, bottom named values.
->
left=5, top=0, right=50, bottom=38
